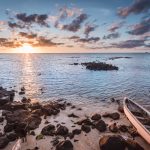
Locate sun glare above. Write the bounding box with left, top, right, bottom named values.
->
left=21, top=43, right=34, bottom=53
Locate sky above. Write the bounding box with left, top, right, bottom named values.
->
left=0, top=0, right=150, bottom=53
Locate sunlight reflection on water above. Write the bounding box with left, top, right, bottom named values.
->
left=0, top=53, right=150, bottom=110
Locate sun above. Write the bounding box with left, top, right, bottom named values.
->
left=21, top=43, right=34, bottom=53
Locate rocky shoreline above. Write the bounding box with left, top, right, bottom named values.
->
left=0, top=87, right=149, bottom=150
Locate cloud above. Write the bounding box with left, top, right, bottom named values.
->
left=108, top=21, right=125, bottom=32
left=76, top=37, right=100, bottom=43
left=16, top=13, right=49, bottom=27
left=84, top=24, right=98, bottom=38
left=118, top=0, right=150, bottom=18
left=33, top=36, right=63, bottom=47
left=68, top=36, right=80, bottom=40
left=0, top=38, right=7, bottom=43
left=58, top=6, right=82, bottom=20
left=62, top=13, right=88, bottom=32
left=0, top=38, right=22, bottom=48
left=49, top=6, right=82, bottom=29
left=103, top=32, right=120, bottom=40
left=19, top=32, right=38, bottom=39
left=8, top=22, right=24, bottom=29
left=128, top=17, right=150, bottom=35
left=112, top=39, right=145, bottom=48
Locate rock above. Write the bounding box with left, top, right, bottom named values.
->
left=102, top=113, right=110, bottom=118
left=26, top=116, right=42, bottom=130
left=33, top=146, right=39, bottom=150
left=66, top=103, right=72, bottom=106
left=0, top=117, right=4, bottom=123
left=118, top=105, right=124, bottom=113
left=74, top=139, right=79, bottom=142
left=71, top=63, right=79, bottom=65
left=6, top=132, right=17, bottom=141
left=21, top=87, right=25, bottom=92
left=72, top=129, right=81, bottom=135
left=71, top=105, right=76, bottom=109
left=68, top=132, right=74, bottom=139
left=45, top=120, right=49, bottom=124
left=111, top=98, right=115, bottom=102
left=29, top=102, right=42, bottom=110
left=4, top=123, right=14, bottom=133
left=109, top=123, right=118, bottom=133
left=0, top=96, right=10, bottom=106
left=91, top=113, right=101, bottom=121
left=77, top=108, right=82, bottom=111
left=102, top=112, right=120, bottom=120
left=95, top=120, right=107, bottom=132
left=42, top=103, right=60, bottom=116
left=76, top=118, right=92, bottom=126
left=128, top=126, right=139, bottom=137
left=41, top=124, right=55, bottom=136
left=21, top=97, right=31, bottom=103
left=2, top=110, right=12, bottom=116
left=51, top=137, right=60, bottom=146
left=81, top=125, right=91, bottom=133
left=32, top=109, right=43, bottom=116
left=68, top=113, right=79, bottom=118
left=56, top=140, right=73, bottom=150
left=99, top=135, right=126, bottom=150
left=14, top=122, right=27, bottom=137
left=19, top=91, right=25, bottom=95
left=109, top=112, right=120, bottom=120
left=8, top=91, right=15, bottom=101
left=0, top=136, right=9, bottom=149
left=30, top=131, right=35, bottom=136
left=2, top=102, right=26, bottom=111
left=81, top=62, right=119, bottom=71
left=126, top=139, right=144, bottom=150
left=119, top=125, right=128, bottom=132
left=56, top=125, right=69, bottom=136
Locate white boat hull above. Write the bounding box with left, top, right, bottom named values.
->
left=123, top=98, right=150, bottom=144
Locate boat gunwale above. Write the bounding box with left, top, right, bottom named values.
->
left=123, top=97, right=150, bottom=136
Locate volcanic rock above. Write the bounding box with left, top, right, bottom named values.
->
left=0, top=136, right=9, bottom=149
left=6, top=132, right=17, bottom=141
left=56, top=125, right=69, bottom=136
left=95, top=120, right=107, bottom=132
left=81, top=124, right=91, bottom=133
left=99, top=135, right=126, bottom=150
left=76, top=118, right=92, bottom=126
left=41, top=124, right=55, bottom=136
left=109, top=123, right=118, bottom=133
left=126, top=139, right=144, bottom=150
left=56, top=140, right=73, bottom=150
left=91, top=113, right=101, bottom=121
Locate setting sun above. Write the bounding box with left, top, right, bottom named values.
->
left=21, top=43, right=34, bottom=53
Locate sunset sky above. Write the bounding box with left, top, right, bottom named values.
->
left=0, top=0, right=150, bottom=53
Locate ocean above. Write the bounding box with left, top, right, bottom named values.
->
left=0, top=53, right=150, bottom=109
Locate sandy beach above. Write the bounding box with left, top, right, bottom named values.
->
left=0, top=87, right=149, bottom=150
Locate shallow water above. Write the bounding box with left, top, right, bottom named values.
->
left=0, top=53, right=150, bottom=109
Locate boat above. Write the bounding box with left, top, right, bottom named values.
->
left=123, top=97, right=150, bottom=144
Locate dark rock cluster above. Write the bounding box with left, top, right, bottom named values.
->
left=0, top=87, right=69, bottom=149
left=81, top=62, right=119, bottom=71
left=99, top=135, right=144, bottom=150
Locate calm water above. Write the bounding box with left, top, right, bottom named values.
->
left=0, top=53, right=150, bottom=109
